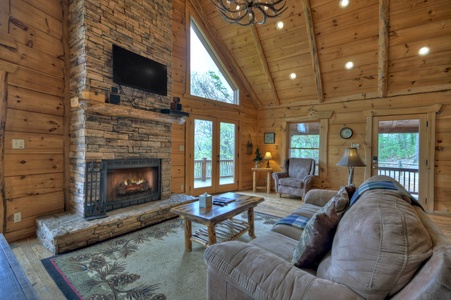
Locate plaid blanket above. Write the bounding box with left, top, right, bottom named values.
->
left=350, top=180, right=424, bottom=210
left=275, top=214, right=310, bottom=230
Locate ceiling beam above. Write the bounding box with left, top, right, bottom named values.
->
left=189, top=0, right=262, bottom=108
left=250, top=26, right=280, bottom=106
left=301, top=0, right=324, bottom=103
left=378, top=0, right=389, bottom=98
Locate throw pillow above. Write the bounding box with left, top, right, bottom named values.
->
left=293, top=202, right=339, bottom=269
left=292, top=187, right=350, bottom=269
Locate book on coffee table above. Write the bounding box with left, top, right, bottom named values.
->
left=213, top=193, right=237, bottom=206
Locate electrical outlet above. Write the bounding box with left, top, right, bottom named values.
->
left=12, top=139, right=25, bottom=149
left=14, top=212, right=21, bottom=223
left=180, top=184, right=184, bottom=191
left=179, top=145, right=185, bottom=151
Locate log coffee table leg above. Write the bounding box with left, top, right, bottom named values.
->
left=207, top=223, right=217, bottom=246
left=248, top=208, right=256, bottom=238
left=184, top=218, right=192, bottom=252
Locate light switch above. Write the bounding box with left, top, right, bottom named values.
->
left=12, top=139, right=25, bottom=149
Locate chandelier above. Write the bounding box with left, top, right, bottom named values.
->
left=210, top=0, right=287, bottom=26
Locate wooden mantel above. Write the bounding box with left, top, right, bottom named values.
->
left=76, top=99, right=188, bottom=124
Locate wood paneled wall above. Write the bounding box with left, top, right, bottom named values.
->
left=0, top=0, right=66, bottom=241
left=258, top=91, right=451, bottom=214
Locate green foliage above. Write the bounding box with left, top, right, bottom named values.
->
left=253, top=146, right=263, bottom=162
left=191, top=71, right=234, bottom=104
left=378, top=133, right=418, bottom=164
left=194, top=120, right=235, bottom=161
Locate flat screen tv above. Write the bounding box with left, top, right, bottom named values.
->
left=113, top=44, right=167, bottom=96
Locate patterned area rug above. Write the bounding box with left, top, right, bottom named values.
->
left=42, top=212, right=280, bottom=300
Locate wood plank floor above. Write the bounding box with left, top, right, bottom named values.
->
left=8, top=191, right=451, bottom=299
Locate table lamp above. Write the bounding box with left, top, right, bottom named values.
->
left=263, top=152, right=272, bottom=168
left=336, top=147, right=366, bottom=185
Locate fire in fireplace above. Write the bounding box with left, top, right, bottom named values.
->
left=85, top=159, right=161, bottom=219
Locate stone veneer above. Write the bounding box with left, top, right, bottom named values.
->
left=37, top=194, right=196, bottom=254
left=68, top=0, right=174, bottom=215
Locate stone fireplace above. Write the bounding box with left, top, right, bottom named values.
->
left=69, top=108, right=173, bottom=216
left=35, top=0, right=197, bottom=254
left=84, top=158, right=162, bottom=219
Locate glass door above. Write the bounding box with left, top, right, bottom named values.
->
left=371, top=115, right=426, bottom=204
left=191, top=116, right=238, bottom=195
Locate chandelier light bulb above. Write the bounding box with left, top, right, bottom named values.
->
left=211, top=0, right=288, bottom=26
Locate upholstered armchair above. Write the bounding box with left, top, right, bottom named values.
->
left=272, top=158, right=315, bottom=198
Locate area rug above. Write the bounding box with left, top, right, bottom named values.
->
left=42, top=212, right=280, bottom=300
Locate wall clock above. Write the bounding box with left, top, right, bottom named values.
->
left=340, top=127, right=353, bottom=139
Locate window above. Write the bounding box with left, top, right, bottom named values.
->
left=190, top=19, right=239, bottom=104
left=289, top=122, right=320, bottom=175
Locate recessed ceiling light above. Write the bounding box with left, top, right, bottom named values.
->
left=276, top=21, right=284, bottom=30
left=345, top=61, right=354, bottom=69
left=289, top=73, right=297, bottom=80
left=418, top=46, right=430, bottom=56
left=339, top=0, right=350, bottom=8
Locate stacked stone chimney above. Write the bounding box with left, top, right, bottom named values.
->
left=68, top=0, right=173, bottom=214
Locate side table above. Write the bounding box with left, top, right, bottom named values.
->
left=252, top=168, right=273, bottom=193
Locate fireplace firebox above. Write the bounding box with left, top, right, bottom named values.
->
left=84, top=159, right=161, bottom=220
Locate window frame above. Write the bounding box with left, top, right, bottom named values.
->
left=282, top=111, right=332, bottom=184
left=288, top=122, right=321, bottom=175
left=188, top=17, right=239, bottom=105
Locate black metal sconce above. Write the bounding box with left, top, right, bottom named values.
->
left=247, top=134, right=253, bottom=155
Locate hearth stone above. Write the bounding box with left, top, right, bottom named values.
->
left=36, top=194, right=196, bottom=254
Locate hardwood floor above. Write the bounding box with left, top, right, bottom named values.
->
left=8, top=191, right=451, bottom=299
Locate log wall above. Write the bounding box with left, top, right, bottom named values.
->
left=0, top=0, right=66, bottom=241
left=257, top=91, right=451, bottom=214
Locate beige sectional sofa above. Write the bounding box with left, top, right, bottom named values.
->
left=204, top=176, right=450, bottom=299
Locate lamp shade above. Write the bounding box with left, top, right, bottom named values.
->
left=263, top=152, right=273, bottom=160
left=336, top=148, right=366, bottom=167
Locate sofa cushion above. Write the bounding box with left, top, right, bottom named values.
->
left=317, top=188, right=433, bottom=299
left=292, top=187, right=350, bottom=269
left=249, top=231, right=298, bottom=263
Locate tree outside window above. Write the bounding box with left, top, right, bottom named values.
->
left=190, top=19, right=238, bottom=104
left=289, top=122, right=320, bottom=175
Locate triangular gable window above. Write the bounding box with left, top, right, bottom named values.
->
left=190, top=19, right=239, bottom=105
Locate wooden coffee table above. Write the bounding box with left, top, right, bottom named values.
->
left=170, top=193, right=264, bottom=252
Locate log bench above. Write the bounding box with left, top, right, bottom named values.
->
left=36, top=194, right=196, bottom=254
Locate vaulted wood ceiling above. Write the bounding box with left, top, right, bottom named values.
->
left=195, top=0, right=451, bottom=109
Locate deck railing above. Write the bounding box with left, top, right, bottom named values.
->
left=194, top=158, right=234, bottom=181
left=377, top=166, right=419, bottom=195
left=193, top=159, right=419, bottom=195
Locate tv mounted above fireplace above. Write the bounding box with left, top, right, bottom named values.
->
left=112, top=44, right=168, bottom=96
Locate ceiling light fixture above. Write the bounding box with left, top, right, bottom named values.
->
left=418, top=46, right=430, bottom=56
left=289, top=73, right=297, bottom=79
left=339, top=0, right=350, bottom=8
left=210, top=0, right=288, bottom=26
left=276, top=20, right=284, bottom=30
left=345, top=61, right=354, bottom=69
